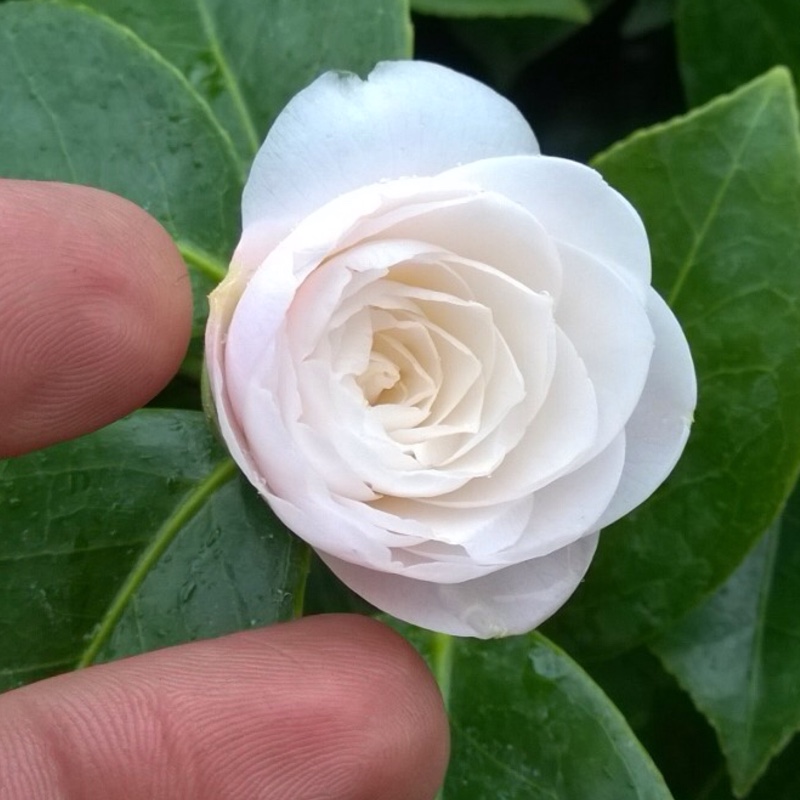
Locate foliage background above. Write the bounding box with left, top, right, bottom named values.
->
left=2, top=1, right=800, bottom=798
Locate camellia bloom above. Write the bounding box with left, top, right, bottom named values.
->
left=205, top=61, right=696, bottom=638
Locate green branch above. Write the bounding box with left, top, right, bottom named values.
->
left=178, top=241, right=228, bottom=284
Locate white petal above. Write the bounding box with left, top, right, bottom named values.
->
left=434, top=328, right=599, bottom=507
left=365, top=189, right=564, bottom=299
left=320, top=535, right=599, bottom=638
left=224, top=183, right=417, bottom=403
left=555, top=243, right=655, bottom=458
left=442, top=155, right=651, bottom=295
left=490, top=432, right=626, bottom=561
left=240, top=61, right=539, bottom=257
left=265, top=488, right=504, bottom=583
left=373, top=493, right=535, bottom=554
left=595, top=290, right=696, bottom=527
left=205, top=296, right=263, bottom=490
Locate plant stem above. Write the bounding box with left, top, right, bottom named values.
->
left=178, top=241, right=228, bottom=284
left=432, top=631, right=455, bottom=710
left=291, top=544, right=313, bottom=619
left=431, top=632, right=455, bottom=800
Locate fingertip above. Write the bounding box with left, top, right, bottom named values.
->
left=0, top=180, right=193, bottom=457
left=166, top=615, right=451, bottom=800
left=266, top=615, right=451, bottom=800
left=0, top=615, right=449, bottom=800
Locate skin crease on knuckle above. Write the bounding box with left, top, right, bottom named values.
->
left=0, top=179, right=192, bottom=458
left=0, top=617, right=449, bottom=799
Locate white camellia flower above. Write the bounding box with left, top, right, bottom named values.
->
left=205, top=61, right=696, bottom=638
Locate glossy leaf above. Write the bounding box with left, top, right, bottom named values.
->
left=587, top=647, right=722, bottom=800
left=622, top=0, right=675, bottom=38
left=544, top=68, right=800, bottom=657
left=676, top=0, right=800, bottom=107
left=0, top=410, right=303, bottom=691
left=397, top=626, right=674, bottom=799
left=442, top=0, right=611, bottom=99
left=701, top=735, right=800, bottom=800
left=64, top=0, right=412, bottom=161
left=651, top=479, right=800, bottom=796
left=748, top=737, right=800, bottom=800
left=411, top=0, right=590, bottom=20
left=0, top=2, right=242, bottom=335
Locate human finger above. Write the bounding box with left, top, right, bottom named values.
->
left=0, top=614, right=449, bottom=800
left=0, top=180, right=192, bottom=457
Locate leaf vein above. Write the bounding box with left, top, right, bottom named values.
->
left=194, top=0, right=260, bottom=155
left=76, top=458, right=237, bottom=668
left=667, top=83, right=776, bottom=305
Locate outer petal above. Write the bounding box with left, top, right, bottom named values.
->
left=595, top=290, right=696, bottom=528
left=487, top=431, right=626, bottom=562
left=442, top=155, right=651, bottom=295
left=320, top=535, right=599, bottom=638
left=205, top=280, right=265, bottom=495
left=555, top=242, right=654, bottom=459
left=239, top=61, right=539, bottom=263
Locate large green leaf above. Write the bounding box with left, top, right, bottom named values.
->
left=67, top=0, right=413, bottom=159
left=397, top=626, right=674, bottom=799
left=587, top=647, right=723, bottom=800
left=0, top=411, right=304, bottom=692
left=702, top=735, right=800, bottom=800
left=651, top=479, right=800, bottom=796
left=676, top=0, right=800, bottom=107
left=544, top=68, right=800, bottom=657
left=411, top=0, right=590, bottom=20
left=0, top=2, right=243, bottom=336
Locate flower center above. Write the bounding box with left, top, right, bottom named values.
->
left=357, top=351, right=401, bottom=403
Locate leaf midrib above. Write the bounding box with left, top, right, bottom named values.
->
left=667, top=82, right=776, bottom=306
left=735, top=522, right=785, bottom=792
left=76, top=458, right=237, bottom=668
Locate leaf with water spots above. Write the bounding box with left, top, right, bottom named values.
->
left=64, top=0, right=413, bottom=160
left=396, top=625, right=675, bottom=800
left=0, top=410, right=304, bottom=691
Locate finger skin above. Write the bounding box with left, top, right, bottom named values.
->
left=0, top=180, right=192, bottom=457
left=0, top=615, right=449, bottom=800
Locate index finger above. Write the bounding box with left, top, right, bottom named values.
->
left=0, top=180, right=193, bottom=457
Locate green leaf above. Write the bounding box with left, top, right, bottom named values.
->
left=587, top=648, right=723, bottom=800
left=446, top=16, right=582, bottom=89
left=651, top=478, right=800, bottom=796
left=676, top=0, right=800, bottom=107
left=0, top=2, right=243, bottom=336
left=397, top=626, right=674, bottom=799
left=543, top=68, right=800, bottom=658
left=66, top=0, right=413, bottom=159
left=0, top=410, right=304, bottom=691
left=412, top=0, right=590, bottom=20
left=443, top=0, right=610, bottom=95
left=622, top=0, right=675, bottom=38
left=700, top=734, right=800, bottom=800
